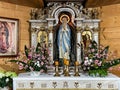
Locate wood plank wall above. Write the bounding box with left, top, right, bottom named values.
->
left=100, top=4, right=120, bottom=76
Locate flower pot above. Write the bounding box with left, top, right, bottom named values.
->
left=30, top=71, right=40, bottom=76
left=0, top=87, right=9, bottom=90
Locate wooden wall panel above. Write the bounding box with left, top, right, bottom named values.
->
left=100, top=4, right=120, bottom=76
left=86, top=0, right=120, bottom=8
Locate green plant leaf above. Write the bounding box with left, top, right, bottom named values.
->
left=24, top=45, right=29, bottom=58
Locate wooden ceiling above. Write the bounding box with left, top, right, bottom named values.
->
left=0, top=0, right=44, bottom=8
left=86, top=0, right=120, bottom=7
left=1, top=0, right=120, bottom=8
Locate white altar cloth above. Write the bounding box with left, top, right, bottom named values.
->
left=13, top=73, right=120, bottom=90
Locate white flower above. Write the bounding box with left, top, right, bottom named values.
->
left=87, top=67, right=90, bottom=70
left=85, top=57, right=88, bottom=60
left=35, top=61, right=40, bottom=67
left=88, top=61, right=91, bottom=65
left=6, top=78, right=9, bottom=82
left=89, top=59, right=93, bottom=62
left=84, top=60, right=88, bottom=65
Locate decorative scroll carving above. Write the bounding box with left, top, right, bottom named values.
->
left=30, top=3, right=99, bottom=21
left=36, top=8, right=45, bottom=20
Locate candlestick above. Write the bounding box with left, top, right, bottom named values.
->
left=63, top=58, right=67, bottom=74
left=54, top=61, right=60, bottom=77
left=74, top=61, right=80, bottom=76
left=64, top=65, right=70, bottom=76
left=64, top=60, right=70, bottom=76
left=64, top=58, right=67, bottom=65
left=55, top=61, right=59, bottom=66
left=75, top=61, right=79, bottom=66
left=66, top=60, right=69, bottom=66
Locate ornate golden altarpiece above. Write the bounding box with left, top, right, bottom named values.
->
left=29, top=2, right=100, bottom=64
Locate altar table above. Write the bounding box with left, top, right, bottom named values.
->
left=13, top=73, right=120, bottom=90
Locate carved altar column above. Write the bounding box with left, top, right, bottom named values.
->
left=92, top=20, right=101, bottom=44
left=75, top=18, right=84, bottom=63
left=46, top=18, right=55, bottom=64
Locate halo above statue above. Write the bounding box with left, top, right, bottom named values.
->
left=60, top=14, right=70, bottom=23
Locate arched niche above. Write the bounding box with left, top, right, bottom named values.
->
left=51, top=7, right=77, bottom=25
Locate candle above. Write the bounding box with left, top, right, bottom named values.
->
left=55, top=61, right=59, bottom=66
left=75, top=61, right=79, bottom=66
left=66, top=60, right=69, bottom=66
left=64, top=58, right=67, bottom=65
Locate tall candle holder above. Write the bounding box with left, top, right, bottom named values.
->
left=74, top=61, right=80, bottom=76
left=54, top=61, right=60, bottom=77
left=63, top=58, right=67, bottom=74
left=64, top=60, right=70, bottom=76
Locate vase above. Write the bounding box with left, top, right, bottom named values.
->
left=0, top=87, right=9, bottom=90
left=30, top=71, right=41, bottom=76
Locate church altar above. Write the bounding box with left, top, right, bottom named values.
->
left=13, top=72, right=120, bottom=90
left=12, top=1, right=120, bottom=90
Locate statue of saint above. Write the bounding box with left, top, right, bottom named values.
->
left=53, top=14, right=76, bottom=66
left=83, top=34, right=92, bottom=55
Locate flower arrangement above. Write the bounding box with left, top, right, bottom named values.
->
left=9, top=42, right=50, bottom=73
left=81, top=41, right=120, bottom=77
left=0, top=71, right=17, bottom=89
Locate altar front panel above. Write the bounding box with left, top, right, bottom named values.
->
left=13, top=73, right=120, bottom=90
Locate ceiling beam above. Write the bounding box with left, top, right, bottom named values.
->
left=37, top=0, right=44, bottom=8
left=85, top=0, right=120, bottom=7
left=32, top=0, right=44, bottom=8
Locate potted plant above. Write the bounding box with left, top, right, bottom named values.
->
left=9, top=42, right=50, bottom=76
left=0, top=71, right=17, bottom=90
left=81, top=41, right=120, bottom=77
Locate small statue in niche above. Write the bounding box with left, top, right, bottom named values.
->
left=87, top=8, right=93, bottom=19
left=36, top=8, right=45, bottom=20
left=92, top=8, right=99, bottom=19
left=82, top=34, right=92, bottom=55
left=82, top=8, right=90, bottom=19
left=48, top=7, right=53, bottom=18
left=37, top=29, right=48, bottom=43
left=44, top=8, right=49, bottom=19
left=40, top=33, right=46, bottom=43
left=30, top=8, right=38, bottom=19
left=82, top=26, right=92, bottom=55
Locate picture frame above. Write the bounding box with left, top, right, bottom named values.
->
left=0, top=17, right=19, bottom=56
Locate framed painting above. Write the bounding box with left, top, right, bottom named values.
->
left=0, top=17, right=19, bottom=56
